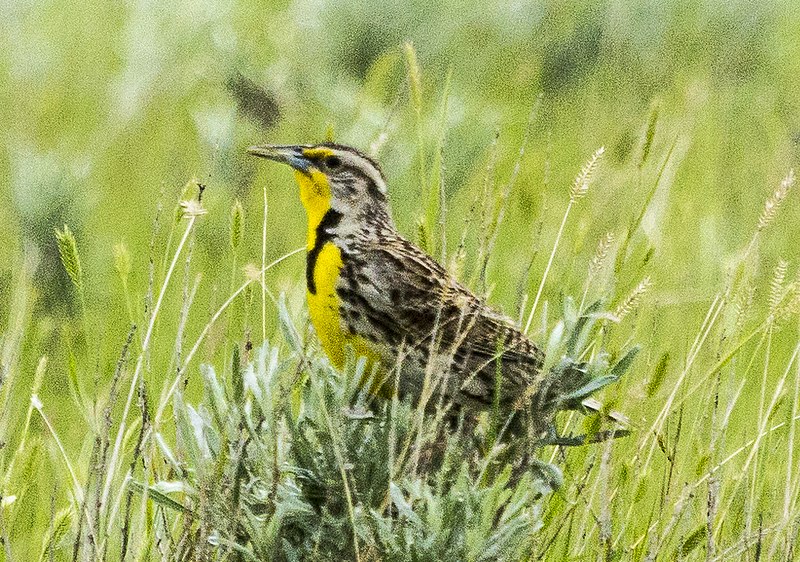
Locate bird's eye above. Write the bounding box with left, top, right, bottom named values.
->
left=326, top=156, right=341, bottom=169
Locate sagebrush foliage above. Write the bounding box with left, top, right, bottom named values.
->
left=131, top=295, right=635, bottom=561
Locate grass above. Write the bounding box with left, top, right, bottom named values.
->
left=3, top=1, right=800, bottom=560
left=3, top=127, right=799, bottom=559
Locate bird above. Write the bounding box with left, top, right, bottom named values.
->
left=248, top=142, right=587, bottom=432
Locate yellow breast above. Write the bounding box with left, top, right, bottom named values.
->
left=293, top=168, right=387, bottom=394
left=306, top=241, right=349, bottom=367
left=306, top=241, right=387, bottom=394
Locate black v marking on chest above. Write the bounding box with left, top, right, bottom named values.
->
left=306, top=208, right=343, bottom=294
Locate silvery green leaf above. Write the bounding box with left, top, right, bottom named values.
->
left=610, top=346, right=641, bottom=379
left=390, top=482, right=423, bottom=527
left=187, top=403, right=212, bottom=460
left=155, top=432, right=184, bottom=477
left=200, top=363, right=229, bottom=430
left=127, top=479, right=192, bottom=515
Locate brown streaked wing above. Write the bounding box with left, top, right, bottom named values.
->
left=342, top=234, right=543, bottom=400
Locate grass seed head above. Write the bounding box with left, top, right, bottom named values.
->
left=403, top=41, right=423, bottom=116
left=733, top=283, right=755, bottom=335
left=571, top=146, right=605, bottom=202
left=589, top=232, right=615, bottom=278
left=54, top=224, right=83, bottom=293
left=179, top=199, right=208, bottom=219
left=243, top=263, right=262, bottom=283
left=113, top=243, right=131, bottom=281
left=757, top=169, right=794, bottom=231
left=614, top=276, right=652, bottom=321
left=230, top=199, right=244, bottom=250
left=768, top=259, right=788, bottom=319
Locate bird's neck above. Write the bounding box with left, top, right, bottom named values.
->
left=294, top=170, right=333, bottom=250
left=292, top=169, right=396, bottom=247
left=306, top=207, right=342, bottom=254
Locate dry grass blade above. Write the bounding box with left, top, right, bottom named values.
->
left=639, top=104, right=659, bottom=170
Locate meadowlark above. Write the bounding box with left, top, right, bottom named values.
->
left=248, top=142, right=583, bottom=428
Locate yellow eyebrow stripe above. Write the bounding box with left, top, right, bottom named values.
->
left=302, top=147, right=335, bottom=159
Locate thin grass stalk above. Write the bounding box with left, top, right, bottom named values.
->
left=524, top=199, right=573, bottom=335
left=682, top=379, right=747, bottom=494
left=525, top=145, right=604, bottom=333
left=647, top=483, right=694, bottom=560
left=102, top=439, right=143, bottom=556
left=33, top=396, right=82, bottom=503
left=142, top=189, right=166, bottom=352
left=120, top=376, right=151, bottom=562
left=153, top=247, right=303, bottom=427
left=0, top=492, right=12, bottom=562
left=479, top=95, right=542, bottom=292
left=785, top=324, right=800, bottom=521
left=748, top=324, right=774, bottom=535
left=112, top=243, right=135, bottom=329
left=574, top=451, right=604, bottom=557
left=261, top=185, right=269, bottom=344
left=72, top=443, right=95, bottom=562
left=0, top=255, right=32, bottom=405
left=437, top=135, right=448, bottom=265
left=386, top=346, right=405, bottom=510
left=32, top=395, right=100, bottom=558
left=714, top=341, right=800, bottom=539
left=537, top=458, right=595, bottom=558
left=92, top=325, right=136, bottom=553
left=469, top=130, right=500, bottom=287
left=107, top=249, right=303, bottom=532
left=597, top=439, right=614, bottom=560
left=616, top=301, right=731, bottom=541
left=101, top=214, right=197, bottom=516
left=403, top=42, right=427, bottom=220
left=671, top=320, right=769, bottom=423
left=2, top=356, right=46, bottom=493
left=428, top=67, right=451, bottom=263
left=704, top=371, right=726, bottom=561
left=636, top=295, right=725, bottom=473
left=170, top=232, right=197, bottom=378
left=453, top=132, right=495, bottom=278
left=615, top=137, right=677, bottom=277
left=408, top=308, right=446, bottom=479
left=315, top=383, right=362, bottom=562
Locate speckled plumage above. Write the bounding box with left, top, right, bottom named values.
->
left=335, top=226, right=544, bottom=411
left=249, top=142, right=547, bottom=415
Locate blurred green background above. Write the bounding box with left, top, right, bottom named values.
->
left=4, top=0, right=798, bottom=343
left=2, top=0, right=800, bottom=555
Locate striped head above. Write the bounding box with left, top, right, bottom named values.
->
left=248, top=143, right=390, bottom=228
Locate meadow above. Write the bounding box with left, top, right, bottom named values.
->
left=1, top=1, right=800, bottom=559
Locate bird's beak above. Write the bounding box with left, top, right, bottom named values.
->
left=247, top=144, right=311, bottom=172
